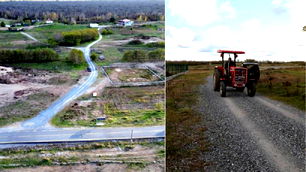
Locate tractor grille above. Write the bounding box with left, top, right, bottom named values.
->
left=235, top=69, right=246, bottom=81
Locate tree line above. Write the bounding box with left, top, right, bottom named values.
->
left=49, top=29, right=99, bottom=46
left=0, top=1, right=164, bottom=24
left=0, top=48, right=58, bottom=63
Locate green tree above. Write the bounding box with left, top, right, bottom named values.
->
left=68, top=49, right=85, bottom=65
left=90, top=53, right=98, bottom=61
left=0, top=21, right=5, bottom=27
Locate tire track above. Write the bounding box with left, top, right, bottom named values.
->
left=224, top=98, right=302, bottom=172
left=199, top=76, right=305, bottom=171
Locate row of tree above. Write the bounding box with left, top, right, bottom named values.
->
left=0, top=48, right=58, bottom=63
left=50, top=29, right=99, bottom=46
left=122, top=49, right=164, bottom=62
left=0, top=1, right=164, bottom=24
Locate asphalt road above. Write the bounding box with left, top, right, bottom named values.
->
left=199, top=76, right=305, bottom=172
left=0, top=126, right=165, bottom=145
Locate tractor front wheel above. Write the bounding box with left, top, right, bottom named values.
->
left=247, top=82, right=256, bottom=97
left=220, top=81, right=226, bottom=97
left=213, top=70, right=220, bottom=91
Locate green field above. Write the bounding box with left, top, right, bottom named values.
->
left=0, top=31, right=30, bottom=49
left=102, top=23, right=164, bottom=41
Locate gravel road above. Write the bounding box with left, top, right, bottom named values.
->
left=198, top=76, right=305, bottom=172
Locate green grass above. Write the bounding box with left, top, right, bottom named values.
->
left=257, top=67, right=305, bottom=111
left=25, top=23, right=87, bottom=43
left=9, top=61, right=87, bottom=72
left=0, top=92, right=57, bottom=127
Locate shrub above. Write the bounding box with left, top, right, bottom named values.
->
left=0, top=21, right=5, bottom=27
left=122, top=50, right=147, bottom=62
left=148, top=48, right=164, bottom=61
left=90, top=52, right=98, bottom=61
left=146, top=41, right=165, bottom=48
left=127, top=39, right=143, bottom=45
left=101, top=29, right=113, bottom=35
left=68, top=49, right=85, bottom=64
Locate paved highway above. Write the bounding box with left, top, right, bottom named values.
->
left=0, top=126, right=165, bottom=145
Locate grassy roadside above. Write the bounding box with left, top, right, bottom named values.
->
left=0, top=141, right=164, bottom=170
left=166, top=65, right=212, bottom=171
left=0, top=92, right=58, bottom=127
left=257, top=67, right=305, bottom=111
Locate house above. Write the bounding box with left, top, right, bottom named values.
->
left=45, top=19, right=53, bottom=24
left=117, top=19, right=134, bottom=27
left=5, top=25, right=10, bottom=28
left=89, top=23, right=99, bottom=28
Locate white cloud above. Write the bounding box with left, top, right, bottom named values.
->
left=166, top=0, right=306, bottom=61
left=167, top=0, right=236, bottom=27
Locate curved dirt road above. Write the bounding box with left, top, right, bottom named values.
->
left=199, top=76, right=305, bottom=172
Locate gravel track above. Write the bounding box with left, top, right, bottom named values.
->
left=198, top=76, right=305, bottom=172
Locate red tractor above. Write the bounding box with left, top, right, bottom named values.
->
left=213, top=50, right=260, bottom=97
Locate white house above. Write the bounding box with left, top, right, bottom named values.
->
left=45, top=19, right=53, bottom=24
left=89, top=23, right=99, bottom=28
left=117, top=19, right=134, bottom=27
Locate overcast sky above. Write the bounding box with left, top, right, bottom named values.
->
left=166, top=0, right=306, bottom=61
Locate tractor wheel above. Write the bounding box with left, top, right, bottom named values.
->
left=213, top=70, right=220, bottom=91
left=220, top=81, right=226, bottom=97
left=236, top=87, right=244, bottom=92
left=247, top=82, right=256, bottom=97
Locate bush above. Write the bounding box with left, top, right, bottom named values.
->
left=0, top=48, right=59, bottom=63
left=148, top=48, right=164, bottom=61
left=122, top=50, right=147, bottom=62
left=146, top=41, right=165, bottom=48
left=68, top=49, right=85, bottom=64
left=0, top=21, right=5, bottom=27
left=90, top=52, right=98, bottom=61
left=127, top=39, right=143, bottom=45
left=101, top=29, right=113, bottom=35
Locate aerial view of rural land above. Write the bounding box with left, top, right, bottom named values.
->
left=166, top=0, right=305, bottom=171
left=0, top=0, right=165, bottom=171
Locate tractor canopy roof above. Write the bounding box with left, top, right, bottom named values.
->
left=217, top=50, right=245, bottom=54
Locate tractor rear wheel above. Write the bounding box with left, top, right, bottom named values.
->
left=220, top=81, right=226, bottom=97
left=213, top=70, right=220, bottom=91
left=247, top=82, right=256, bottom=97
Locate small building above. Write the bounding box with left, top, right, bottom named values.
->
left=5, top=24, right=10, bottom=27
left=89, top=23, right=99, bottom=28
left=15, top=23, right=22, bottom=26
left=117, top=19, right=134, bottom=27
left=45, top=19, right=53, bottom=24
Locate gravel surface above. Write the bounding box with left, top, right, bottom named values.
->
left=198, top=76, right=305, bottom=172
